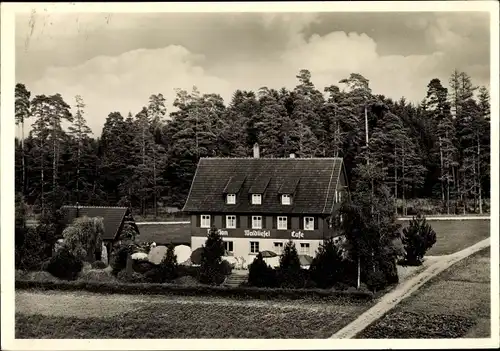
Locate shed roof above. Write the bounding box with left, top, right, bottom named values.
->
left=61, top=206, right=132, bottom=240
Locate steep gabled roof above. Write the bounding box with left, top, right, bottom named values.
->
left=182, top=157, right=345, bottom=215
left=60, top=206, right=131, bottom=240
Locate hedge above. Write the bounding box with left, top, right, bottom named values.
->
left=15, top=279, right=373, bottom=302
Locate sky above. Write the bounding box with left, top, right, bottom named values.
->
left=15, top=10, right=491, bottom=135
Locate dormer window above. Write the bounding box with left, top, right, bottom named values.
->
left=251, top=194, right=262, bottom=205
left=281, top=194, right=291, bottom=205
left=226, top=194, right=236, bottom=204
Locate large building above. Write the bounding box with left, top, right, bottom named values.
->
left=182, top=145, right=349, bottom=259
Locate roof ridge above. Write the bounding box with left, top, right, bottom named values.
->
left=61, top=205, right=128, bottom=209
left=200, top=157, right=343, bottom=160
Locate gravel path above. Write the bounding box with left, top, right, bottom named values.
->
left=330, top=237, right=491, bottom=339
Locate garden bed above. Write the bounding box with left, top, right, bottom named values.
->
left=15, top=279, right=373, bottom=302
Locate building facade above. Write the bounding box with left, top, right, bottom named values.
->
left=182, top=145, right=349, bottom=260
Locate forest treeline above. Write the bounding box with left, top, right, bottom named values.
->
left=15, top=69, right=490, bottom=217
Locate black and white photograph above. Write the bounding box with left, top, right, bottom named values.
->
left=1, top=1, right=498, bottom=349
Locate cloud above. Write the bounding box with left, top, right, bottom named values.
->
left=19, top=12, right=490, bottom=136
left=28, top=45, right=232, bottom=134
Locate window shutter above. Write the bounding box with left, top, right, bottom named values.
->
left=299, top=217, right=304, bottom=230
left=196, top=215, right=200, bottom=227
left=248, top=216, right=251, bottom=228
left=287, top=217, right=291, bottom=230
left=314, top=217, right=318, bottom=230
left=273, top=216, right=277, bottom=229
left=222, top=215, right=226, bottom=228
left=236, top=215, right=240, bottom=228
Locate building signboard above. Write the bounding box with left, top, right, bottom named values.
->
left=199, top=227, right=326, bottom=240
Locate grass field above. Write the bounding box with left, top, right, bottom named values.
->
left=15, top=291, right=373, bottom=338
left=398, top=219, right=490, bottom=256
left=357, top=247, right=491, bottom=338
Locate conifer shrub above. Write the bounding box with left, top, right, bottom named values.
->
left=248, top=253, right=277, bottom=288
left=198, top=226, right=226, bottom=285
left=401, top=213, right=437, bottom=266
left=309, top=238, right=346, bottom=289
left=159, top=244, right=178, bottom=282
left=16, top=226, right=45, bottom=271
left=277, top=240, right=304, bottom=288
left=46, top=247, right=83, bottom=280
left=110, top=244, right=135, bottom=275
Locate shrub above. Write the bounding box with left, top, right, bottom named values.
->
left=219, top=260, right=233, bottom=276
left=198, top=226, right=225, bottom=285
left=309, top=238, right=346, bottom=289
left=91, top=261, right=107, bottom=270
left=176, top=265, right=200, bottom=278
left=402, top=213, right=437, bottom=266
left=45, top=248, right=83, bottom=280
left=248, top=253, right=277, bottom=288
left=159, top=244, right=178, bottom=282
left=117, top=270, right=148, bottom=284
left=132, top=260, right=156, bottom=274
left=15, top=279, right=374, bottom=302
left=278, top=240, right=303, bottom=288
left=110, top=244, right=135, bottom=275
left=79, top=269, right=117, bottom=283
left=365, top=269, right=386, bottom=292
left=62, top=216, right=104, bottom=263
left=23, top=270, right=60, bottom=282
left=174, top=276, right=202, bottom=286
left=15, top=226, right=45, bottom=271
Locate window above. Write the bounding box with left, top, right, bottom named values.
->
left=252, top=194, right=262, bottom=205
left=223, top=241, right=234, bottom=253
left=339, top=191, right=342, bottom=203
left=252, top=215, right=262, bottom=229
left=281, top=194, right=291, bottom=205
left=335, top=190, right=339, bottom=203
left=226, top=194, right=236, bottom=204
left=200, top=214, right=211, bottom=228
left=277, top=216, right=287, bottom=230
left=339, top=214, right=343, bottom=223
left=226, top=215, right=236, bottom=229
left=274, top=242, right=284, bottom=255
left=300, top=243, right=310, bottom=255
left=304, top=217, right=314, bottom=231
left=250, top=241, right=260, bottom=254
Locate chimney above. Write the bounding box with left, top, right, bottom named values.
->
left=253, top=143, right=260, bottom=158
left=289, top=153, right=296, bottom=158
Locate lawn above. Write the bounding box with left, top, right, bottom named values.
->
left=398, top=219, right=490, bottom=256
left=15, top=291, right=373, bottom=338
left=357, top=247, right=491, bottom=338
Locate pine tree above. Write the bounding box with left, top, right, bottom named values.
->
left=425, top=78, right=456, bottom=213
left=15, top=83, right=31, bottom=194
left=68, top=95, right=93, bottom=205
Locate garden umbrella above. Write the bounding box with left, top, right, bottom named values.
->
left=190, top=247, right=205, bottom=265
left=148, top=245, right=168, bottom=265
left=260, top=250, right=278, bottom=258
left=175, top=245, right=192, bottom=264
left=298, top=254, right=314, bottom=266
left=131, top=252, right=149, bottom=261
left=263, top=256, right=280, bottom=268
